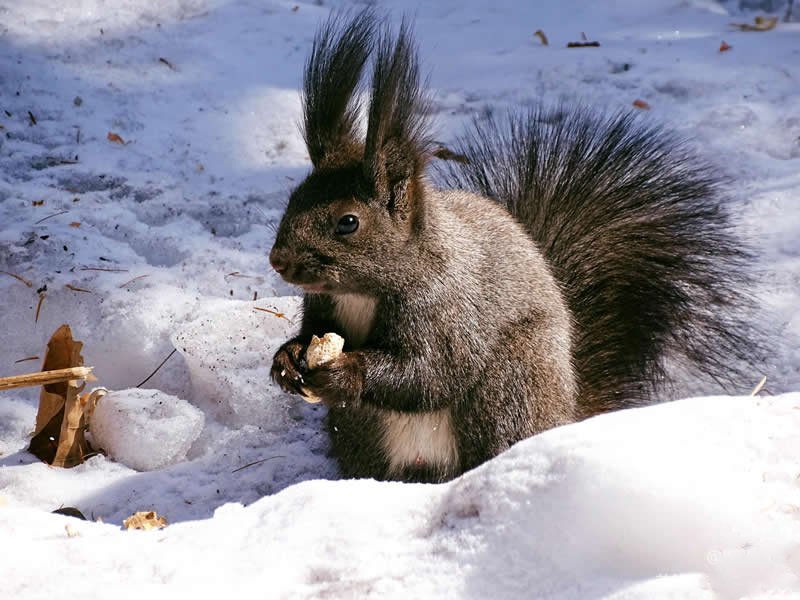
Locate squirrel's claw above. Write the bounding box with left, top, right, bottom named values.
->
left=271, top=339, right=307, bottom=396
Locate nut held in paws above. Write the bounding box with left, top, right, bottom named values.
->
left=301, top=333, right=345, bottom=403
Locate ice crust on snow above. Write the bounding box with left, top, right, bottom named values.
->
left=89, top=388, right=205, bottom=471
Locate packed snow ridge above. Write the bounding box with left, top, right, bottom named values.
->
left=1, top=0, right=799, bottom=597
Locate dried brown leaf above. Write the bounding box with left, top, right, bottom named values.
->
left=123, top=511, right=167, bottom=530
left=534, top=29, right=549, bottom=46
left=107, top=132, right=125, bottom=144
left=27, top=325, right=95, bottom=468
left=633, top=99, right=651, bottom=110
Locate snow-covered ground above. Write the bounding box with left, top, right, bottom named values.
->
left=1, top=0, right=799, bottom=597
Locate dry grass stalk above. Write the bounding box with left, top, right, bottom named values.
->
left=254, top=306, right=292, bottom=322
left=750, top=375, right=768, bottom=396
left=65, top=284, right=92, bottom=293
left=35, top=210, right=69, bottom=225
left=35, top=292, right=46, bottom=323
left=0, top=271, right=33, bottom=287
left=118, top=274, right=149, bottom=288
left=80, top=266, right=129, bottom=273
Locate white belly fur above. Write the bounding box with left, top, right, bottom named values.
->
left=332, top=293, right=377, bottom=348
left=381, top=409, right=459, bottom=475
left=333, top=293, right=457, bottom=472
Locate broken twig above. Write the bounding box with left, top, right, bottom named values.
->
left=0, top=366, right=93, bottom=392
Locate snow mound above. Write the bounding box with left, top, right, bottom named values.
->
left=90, top=388, right=204, bottom=471
left=173, top=296, right=302, bottom=426
left=3, top=394, right=800, bottom=598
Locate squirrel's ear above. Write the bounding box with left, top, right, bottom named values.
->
left=363, top=20, right=431, bottom=215
left=302, top=10, right=376, bottom=170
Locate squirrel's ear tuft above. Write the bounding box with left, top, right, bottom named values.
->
left=363, top=19, right=432, bottom=214
left=302, top=10, right=376, bottom=170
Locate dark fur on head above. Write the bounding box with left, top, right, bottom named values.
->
left=301, top=9, right=375, bottom=169
left=271, top=12, right=433, bottom=296
left=363, top=19, right=432, bottom=211
left=437, top=107, right=766, bottom=416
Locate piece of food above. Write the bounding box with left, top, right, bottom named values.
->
left=305, top=333, right=345, bottom=369
left=301, top=333, right=345, bottom=403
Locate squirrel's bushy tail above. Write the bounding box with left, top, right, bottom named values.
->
left=438, top=107, right=765, bottom=417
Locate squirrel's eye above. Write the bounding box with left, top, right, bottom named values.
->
left=335, top=214, right=359, bottom=235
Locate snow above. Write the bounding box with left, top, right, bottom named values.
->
left=0, top=0, right=799, bottom=597
left=3, top=396, right=800, bottom=597
left=89, top=388, right=205, bottom=471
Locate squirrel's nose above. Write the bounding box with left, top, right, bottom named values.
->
left=269, top=249, right=289, bottom=274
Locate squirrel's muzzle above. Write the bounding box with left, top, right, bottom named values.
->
left=269, top=248, right=289, bottom=275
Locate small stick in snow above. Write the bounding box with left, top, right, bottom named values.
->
left=0, top=271, right=33, bottom=287
left=80, top=266, right=129, bottom=273
left=158, top=57, right=177, bottom=70
left=14, top=356, right=40, bottom=364
left=254, top=306, right=292, bottom=323
left=65, top=284, right=92, bottom=293
left=35, top=292, right=46, bottom=323
left=35, top=210, right=70, bottom=225
left=118, top=274, right=150, bottom=288
left=136, top=349, right=177, bottom=388
left=231, top=455, right=286, bottom=474
left=0, top=366, right=94, bottom=392
left=225, top=271, right=258, bottom=280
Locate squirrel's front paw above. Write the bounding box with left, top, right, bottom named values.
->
left=270, top=339, right=307, bottom=396
left=303, top=352, right=364, bottom=408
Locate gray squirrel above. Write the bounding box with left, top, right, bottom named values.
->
left=268, top=11, right=763, bottom=483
